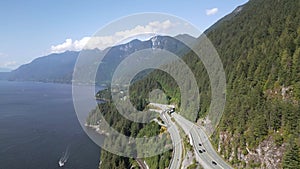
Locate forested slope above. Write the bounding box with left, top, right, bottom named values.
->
left=95, top=0, right=300, bottom=168
left=206, top=0, right=300, bottom=168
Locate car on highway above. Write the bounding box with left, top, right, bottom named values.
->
left=212, top=161, right=217, bottom=165
left=202, top=149, right=206, bottom=152
left=198, top=143, right=202, bottom=146
left=199, top=150, right=203, bottom=153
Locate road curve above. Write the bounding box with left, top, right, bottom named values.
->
left=160, top=111, right=183, bottom=169
left=149, top=103, right=182, bottom=169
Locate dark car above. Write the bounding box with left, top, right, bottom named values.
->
left=202, top=149, right=206, bottom=152
left=199, top=143, right=202, bottom=146
left=199, top=150, right=203, bottom=153
left=212, top=161, right=217, bottom=165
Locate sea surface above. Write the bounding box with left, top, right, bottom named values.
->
left=0, top=81, right=101, bottom=169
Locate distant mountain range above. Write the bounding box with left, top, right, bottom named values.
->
left=0, top=68, right=11, bottom=72
left=1, top=34, right=196, bottom=84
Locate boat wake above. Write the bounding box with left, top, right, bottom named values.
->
left=58, top=146, right=70, bottom=167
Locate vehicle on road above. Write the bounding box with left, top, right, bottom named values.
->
left=212, top=161, right=217, bottom=165
left=199, top=150, right=203, bottom=153
left=198, top=143, right=202, bottom=146
left=202, top=149, right=206, bottom=152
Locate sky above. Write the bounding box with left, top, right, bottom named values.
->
left=0, top=0, right=248, bottom=70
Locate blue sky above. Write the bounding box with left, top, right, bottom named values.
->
left=0, top=0, right=248, bottom=70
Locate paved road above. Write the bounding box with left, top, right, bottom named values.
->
left=149, top=103, right=182, bottom=169
left=135, top=158, right=148, bottom=169
left=172, top=113, right=233, bottom=169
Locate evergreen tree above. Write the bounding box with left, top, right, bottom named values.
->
left=283, top=140, right=300, bottom=169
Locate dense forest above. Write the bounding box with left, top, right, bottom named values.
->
left=89, top=0, right=300, bottom=168
left=87, top=83, right=173, bottom=169
left=206, top=0, right=300, bottom=168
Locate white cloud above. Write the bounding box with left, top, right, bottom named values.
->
left=50, top=20, right=176, bottom=53
left=50, top=39, right=73, bottom=53
left=206, top=8, right=218, bottom=16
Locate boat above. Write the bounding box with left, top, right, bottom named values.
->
left=58, top=160, right=65, bottom=167
left=58, top=146, right=69, bottom=167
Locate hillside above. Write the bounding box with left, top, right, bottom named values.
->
left=206, top=0, right=300, bottom=168
left=8, top=51, right=79, bottom=83
left=95, top=0, right=300, bottom=168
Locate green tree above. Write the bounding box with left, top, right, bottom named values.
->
left=283, top=141, right=300, bottom=169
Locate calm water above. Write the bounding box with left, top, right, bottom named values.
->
left=0, top=81, right=101, bottom=169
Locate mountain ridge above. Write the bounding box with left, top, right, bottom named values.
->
left=2, top=34, right=196, bottom=84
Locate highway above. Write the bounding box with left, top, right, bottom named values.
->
left=172, top=113, right=233, bottom=169
left=135, top=158, right=148, bottom=169
left=149, top=103, right=232, bottom=169
left=149, top=103, right=182, bottom=169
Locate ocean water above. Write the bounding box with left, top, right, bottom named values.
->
left=0, top=81, right=101, bottom=169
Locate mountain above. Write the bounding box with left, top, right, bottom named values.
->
left=205, top=0, right=300, bottom=168
left=95, top=35, right=194, bottom=84
left=204, top=3, right=246, bottom=35
left=96, top=0, right=300, bottom=168
left=0, top=67, right=11, bottom=72
left=8, top=51, right=79, bottom=83
left=3, top=35, right=195, bottom=84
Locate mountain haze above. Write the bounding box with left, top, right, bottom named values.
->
left=3, top=35, right=195, bottom=84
